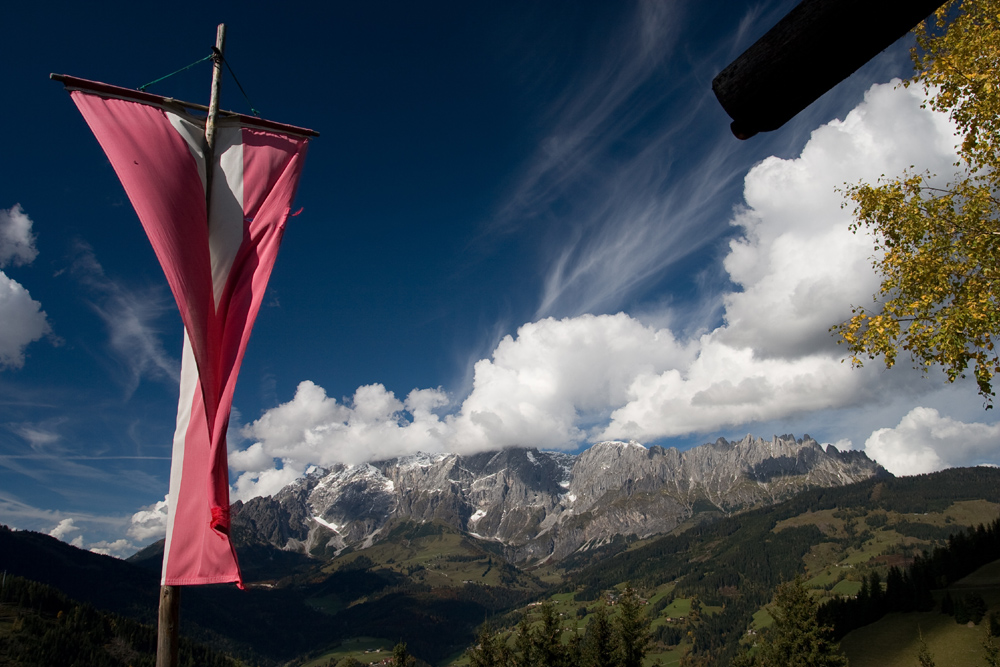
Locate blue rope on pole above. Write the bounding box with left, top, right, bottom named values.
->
left=138, top=48, right=261, bottom=117
left=138, top=53, right=214, bottom=92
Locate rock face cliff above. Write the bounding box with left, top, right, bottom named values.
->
left=231, top=434, right=884, bottom=563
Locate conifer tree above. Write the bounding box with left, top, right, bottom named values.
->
left=583, top=601, right=615, bottom=667
left=732, top=578, right=849, bottom=667
left=685, top=595, right=703, bottom=652
left=534, top=602, right=565, bottom=667
left=885, top=566, right=905, bottom=610
left=615, top=584, right=650, bottom=667
left=392, top=642, right=414, bottom=667
left=954, top=595, right=970, bottom=624
left=468, top=623, right=510, bottom=667
left=941, top=590, right=954, bottom=616
left=989, top=611, right=1000, bottom=637
left=868, top=571, right=884, bottom=620
left=915, top=574, right=935, bottom=612
left=966, top=592, right=988, bottom=624
left=857, top=577, right=870, bottom=610
left=512, top=614, right=534, bottom=667
left=564, top=628, right=583, bottom=667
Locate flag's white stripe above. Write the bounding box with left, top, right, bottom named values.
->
left=209, top=126, right=245, bottom=307
left=161, top=331, right=199, bottom=584
left=166, top=115, right=245, bottom=308
left=165, top=112, right=208, bottom=193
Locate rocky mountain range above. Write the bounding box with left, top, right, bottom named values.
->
left=231, top=434, right=885, bottom=564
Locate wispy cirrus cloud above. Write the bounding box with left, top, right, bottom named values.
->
left=1, top=417, right=168, bottom=500
left=494, top=1, right=684, bottom=227
left=67, top=240, right=178, bottom=394
left=10, top=421, right=62, bottom=449
left=487, top=1, right=803, bottom=320
left=487, top=0, right=914, bottom=326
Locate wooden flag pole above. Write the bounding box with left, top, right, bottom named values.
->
left=155, top=23, right=226, bottom=667
left=156, top=584, right=180, bottom=667
left=206, top=23, right=227, bottom=156
left=204, top=23, right=227, bottom=208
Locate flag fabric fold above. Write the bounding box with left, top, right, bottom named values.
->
left=61, top=76, right=312, bottom=588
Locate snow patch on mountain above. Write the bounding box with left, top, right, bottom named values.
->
left=312, top=515, right=340, bottom=533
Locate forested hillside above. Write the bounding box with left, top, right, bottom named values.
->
left=0, top=575, right=241, bottom=666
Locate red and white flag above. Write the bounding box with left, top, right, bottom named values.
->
left=60, top=76, right=313, bottom=588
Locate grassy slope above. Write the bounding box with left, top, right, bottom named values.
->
left=300, top=637, right=396, bottom=667
left=841, top=559, right=1000, bottom=667
left=779, top=499, right=1000, bottom=610
left=322, top=520, right=541, bottom=592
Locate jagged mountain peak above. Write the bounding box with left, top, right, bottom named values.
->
left=232, top=434, right=883, bottom=564
left=392, top=451, right=453, bottom=470
left=589, top=439, right=647, bottom=450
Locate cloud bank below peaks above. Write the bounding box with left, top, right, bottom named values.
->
left=233, top=314, right=692, bottom=500
left=865, top=408, right=1000, bottom=477
left=231, top=81, right=984, bottom=500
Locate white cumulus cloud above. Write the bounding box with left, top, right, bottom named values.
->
left=0, top=272, right=50, bottom=369
left=232, top=380, right=453, bottom=501
left=864, top=407, right=1000, bottom=476
left=232, top=465, right=307, bottom=504
left=89, top=539, right=135, bottom=558
left=0, top=205, right=50, bottom=369
left=0, top=204, right=38, bottom=268
left=49, top=517, right=81, bottom=541
left=127, top=495, right=170, bottom=541
left=457, top=313, right=692, bottom=449
left=717, top=80, right=957, bottom=359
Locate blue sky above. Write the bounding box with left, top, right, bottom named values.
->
left=3, top=0, right=998, bottom=556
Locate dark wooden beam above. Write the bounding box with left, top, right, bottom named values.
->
left=713, top=0, right=948, bottom=139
